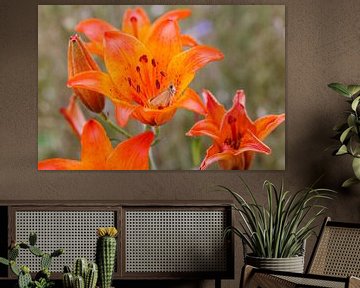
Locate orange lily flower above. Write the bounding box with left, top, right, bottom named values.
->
left=68, top=34, right=105, bottom=113
left=187, top=90, right=285, bottom=170
left=76, top=7, right=198, bottom=58
left=60, top=95, right=86, bottom=138
left=38, top=119, right=154, bottom=170
left=67, top=26, right=223, bottom=126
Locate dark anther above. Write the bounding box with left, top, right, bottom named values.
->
left=160, top=71, right=167, bottom=77
left=151, top=59, right=156, bottom=67
left=136, top=66, right=140, bottom=73
left=136, top=85, right=140, bottom=93
left=128, top=77, right=132, bottom=87
left=139, top=54, right=148, bottom=63
left=156, top=80, right=160, bottom=90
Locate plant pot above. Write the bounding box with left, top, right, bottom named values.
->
left=245, top=254, right=304, bottom=273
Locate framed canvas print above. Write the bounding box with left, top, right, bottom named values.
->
left=38, top=5, right=285, bottom=170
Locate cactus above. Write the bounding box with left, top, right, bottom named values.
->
left=18, top=267, right=32, bottom=288
left=74, top=275, right=85, bottom=288
left=9, top=246, right=19, bottom=260
left=29, top=246, right=44, bottom=257
left=74, top=258, right=88, bottom=279
left=85, top=263, right=98, bottom=288
left=29, top=232, right=37, bottom=246
left=96, top=227, right=118, bottom=288
left=41, top=253, right=52, bottom=270
left=0, top=232, right=63, bottom=288
left=63, top=272, right=74, bottom=288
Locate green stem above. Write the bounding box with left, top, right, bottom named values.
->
left=145, top=125, right=159, bottom=170
left=99, top=112, right=132, bottom=139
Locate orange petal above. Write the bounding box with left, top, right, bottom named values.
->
left=186, top=119, right=220, bottom=141
left=122, top=7, right=151, bottom=39
left=68, top=34, right=105, bottom=113
left=199, top=145, right=231, bottom=170
left=114, top=101, right=136, bottom=127
left=176, top=88, right=206, bottom=115
left=220, top=93, right=252, bottom=142
left=38, top=159, right=83, bottom=170
left=254, top=113, right=285, bottom=140
left=167, top=45, right=224, bottom=94
left=60, top=95, right=86, bottom=138
left=181, top=34, right=198, bottom=47
left=132, top=105, right=177, bottom=126
left=202, top=89, right=226, bottom=125
left=84, top=42, right=104, bottom=58
left=107, top=131, right=154, bottom=170
left=104, top=31, right=153, bottom=102
left=76, top=18, right=118, bottom=55
left=153, top=9, right=191, bottom=25
left=235, top=130, right=271, bottom=155
left=67, top=71, right=123, bottom=102
left=80, top=120, right=113, bottom=168
left=146, top=19, right=182, bottom=73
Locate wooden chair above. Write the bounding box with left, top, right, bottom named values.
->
left=241, top=217, right=360, bottom=288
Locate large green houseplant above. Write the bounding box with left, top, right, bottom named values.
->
left=328, top=83, right=360, bottom=187
left=222, top=179, right=334, bottom=272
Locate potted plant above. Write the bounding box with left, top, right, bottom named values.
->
left=222, top=179, right=334, bottom=273
left=0, top=232, right=63, bottom=288
left=328, top=82, right=360, bottom=187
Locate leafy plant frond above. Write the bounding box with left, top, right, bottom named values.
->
left=222, top=179, right=335, bottom=258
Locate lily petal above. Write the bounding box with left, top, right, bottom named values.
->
left=146, top=19, right=182, bottom=73
left=115, top=101, right=136, bottom=127
left=132, top=105, right=177, bottom=126
left=176, top=88, right=206, bottom=115
left=122, top=7, right=151, bottom=39
left=80, top=120, right=112, bottom=168
left=104, top=31, right=153, bottom=103
left=60, top=95, right=86, bottom=138
left=186, top=119, right=220, bottom=141
left=67, top=71, right=123, bottom=102
left=235, top=130, right=271, bottom=155
left=200, top=145, right=232, bottom=170
left=153, top=9, right=191, bottom=26
left=107, top=131, right=154, bottom=170
left=76, top=18, right=118, bottom=57
left=181, top=34, right=198, bottom=47
left=254, top=113, right=285, bottom=140
left=38, top=159, right=83, bottom=170
left=202, top=89, right=226, bottom=125
left=167, top=45, right=224, bottom=94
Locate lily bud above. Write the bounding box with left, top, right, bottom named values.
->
left=68, top=34, right=105, bottom=113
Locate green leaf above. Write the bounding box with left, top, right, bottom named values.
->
left=340, top=126, right=352, bottom=143
left=352, top=96, right=360, bottom=111
left=347, top=114, right=356, bottom=127
left=328, top=83, right=350, bottom=97
left=348, top=135, right=360, bottom=156
left=336, top=145, right=348, bottom=155
left=352, top=157, right=360, bottom=179
left=347, top=85, right=360, bottom=96
left=342, top=177, right=360, bottom=187
left=0, top=257, right=9, bottom=266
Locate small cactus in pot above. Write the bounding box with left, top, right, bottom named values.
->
left=96, top=227, right=118, bottom=288
left=62, top=259, right=98, bottom=288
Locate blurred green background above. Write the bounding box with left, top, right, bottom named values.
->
left=38, top=5, right=285, bottom=170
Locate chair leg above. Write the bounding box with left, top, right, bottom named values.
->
left=349, top=276, right=360, bottom=288
left=240, top=265, right=255, bottom=288
left=215, top=278, right=221, bottom=288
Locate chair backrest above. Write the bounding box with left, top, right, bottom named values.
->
left=307, top=217, right=360, bottom=277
